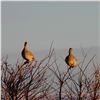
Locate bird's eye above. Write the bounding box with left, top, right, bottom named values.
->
left=25, top=42, right=27, bottom=45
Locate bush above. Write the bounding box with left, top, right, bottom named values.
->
left=1, top=47, right=100, bottom=100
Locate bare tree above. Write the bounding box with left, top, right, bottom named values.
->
left=1, top=45, right=54, bottom=100
left=47, top=49, right=72, bottom=100
left=1, top=45, right=100, bottom=100
left=63, top=48, right=100, bottom=100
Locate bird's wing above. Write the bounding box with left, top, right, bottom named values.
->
left=26, top=50, right=33, bottom=56
left=72, top=54, right=77, bottom=61
left=26, top=50, right=35, bottom=60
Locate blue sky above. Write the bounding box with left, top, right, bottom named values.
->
left=2, top=1, right=100, bottom=55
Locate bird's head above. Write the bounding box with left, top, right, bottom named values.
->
left=24, top=41, right=28, bottom=47
left=69, top=48, right=73, bottom=54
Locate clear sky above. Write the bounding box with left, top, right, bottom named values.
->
left=2, top=1, right=100, bottom=55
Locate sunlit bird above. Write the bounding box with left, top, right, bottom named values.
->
left=22, top=42, right=35, bottom=64
left=65, top=48, right=77, bottom=69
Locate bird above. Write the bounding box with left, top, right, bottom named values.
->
left=65, top=48, right=77, bottom=69
left=21, top=41, right=35, bottom=64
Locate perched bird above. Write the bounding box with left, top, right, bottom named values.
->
left=65, top=48, right=77, bottom=69
left=22, top=42, right=35, bottom=64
